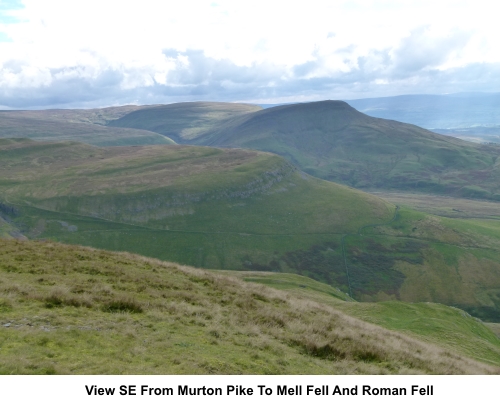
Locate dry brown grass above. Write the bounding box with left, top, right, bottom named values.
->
left=0, top=240, right=499, bottom=374
left=1, top=239, right=497, bottom=374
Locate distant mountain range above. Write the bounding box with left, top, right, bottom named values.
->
left=346, top=93, right=500, bottom=143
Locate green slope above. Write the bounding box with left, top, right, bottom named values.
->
left=0, top=138, right=392, bottom=291
left=0, top=109, right=175, bottom=146
left=1, top=239, right=498, bottom=374
left=107, top=102, right=263, bottom=143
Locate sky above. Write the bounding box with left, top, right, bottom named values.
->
left=0, top=0, right=500, bottom=109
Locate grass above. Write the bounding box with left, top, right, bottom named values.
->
left=0, top=139, right=392, bottom=282
left=0, top=239, right=498, bottom=374
left=222, top=270, right=500, bottom=367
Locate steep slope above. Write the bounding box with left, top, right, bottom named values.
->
left=107, top=101, right=263, bottom=143
left=191, top=101, right=500, bottom=200
left=222, top=270, right=500, bottom=367
left=1, top=239, right=498, bottom=374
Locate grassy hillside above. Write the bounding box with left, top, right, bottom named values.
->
left=181, top=101, right=500, bottom=200
left=107, top=102, right=262, bottom=143
left=0, top=109, right=175, bottom=146
left=3, top=139, right=500, bottom=320
left=341, top=205, right=500, bottom=320
left=1, top=239, right=498, bottom=374
left=0, top=105, right=145, bottom=125
left=0, top=138, right=392, bottom=290
left=222, top=270, right=500, bottom=367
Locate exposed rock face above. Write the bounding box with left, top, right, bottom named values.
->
left=32, top=162, right=297, bottom=225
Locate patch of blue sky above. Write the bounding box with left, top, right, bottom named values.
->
left=0, top=31, right=12, bottom=42
left=0, top=0, right=24, bottom=24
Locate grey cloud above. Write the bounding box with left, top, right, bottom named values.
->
left=0, top=45, right=499, bottom=109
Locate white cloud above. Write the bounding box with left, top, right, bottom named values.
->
left=0, top=0, right=499, bottom=107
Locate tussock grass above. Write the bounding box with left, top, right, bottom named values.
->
left=0, top=239, right=498, bottom=374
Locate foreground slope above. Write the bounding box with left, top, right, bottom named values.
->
left=1, top=239, right=498, bottom=374
left=160, top=101, right=499, bottom=200
left=221, top=271, right=500, bottom=367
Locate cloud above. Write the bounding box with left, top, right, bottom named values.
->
left=390, top=26, right=472, bottom=75
left=0, top=1, right=499, bottom=108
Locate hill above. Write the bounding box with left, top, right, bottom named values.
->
left=6, top=101, right=500, bottom=199
left=3, top=139, right=500, bottom=319
left=187, top=101, right=500, bottom=200
left=222, top=270, right=500, bottom=367
left=0, top=107, right=175, bottom=146
left=1, top=239, right=498, bottom=374
left=107, top=102, right=263, bottom=143
left=0, top=138, right=392, bottom=288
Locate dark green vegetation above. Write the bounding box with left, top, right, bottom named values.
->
left=1, top=239, right=499, bottom=374
left=105, top=100, right=500, bottom=200
left=0, top=107, right=176, bottom=146
left=108, top=101, right=262, bottom=142
left=3, top=139, right=500, bottom=321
